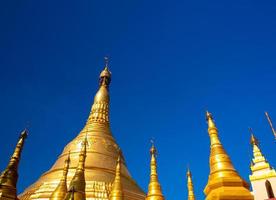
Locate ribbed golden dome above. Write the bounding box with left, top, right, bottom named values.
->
left=18, top=63, right=145, bottom=200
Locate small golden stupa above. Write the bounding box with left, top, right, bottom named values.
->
left=0, top=130, right=27, bottom=200
left=204, top=111, right=253, bottom=200
left=19, top=59, right=145, bottom=200
left=145, top=142, right=165, bottom=200
left=109, top=152, right=124, bottom=200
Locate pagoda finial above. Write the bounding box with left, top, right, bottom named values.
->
left=109, top=152, right=124, bottom=200
left=64, top=137, right=87, bottom=200
left=0, top=129, right=27, bottom=199
left=265, top=112, right=276, bottom=139
left=86, top=59, right=112, bottom=126
left=146, top=141, right=165, bottom=200
left=50, top=152, right=71, bottom=200
left=204, top=111, right=253, bottom=200
left=249, top=128, right=258, bottom=146
left=100, top=57, right=112, bottom=85
left=206, top=111, right=217, bottom=129
left=186, top=167, right=196, bottom=200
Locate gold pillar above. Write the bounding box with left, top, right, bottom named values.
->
left=187, top=168, right=195, bottom=200
left=64, top=137, right=87, bottom=200
left=146, top=143, right=165, bottom=200
left=50, top=152, right=71, bottom=200
left=109, top=152, right=124, bottom=200
left=0, top=129, right=27, bottom=200
left=204, top=111, right=253, bottom=200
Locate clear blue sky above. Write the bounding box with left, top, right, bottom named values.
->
left=0, top=1, right=276, bottom=199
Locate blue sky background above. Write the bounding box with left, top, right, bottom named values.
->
left=0, top=1, right=276, bottom=199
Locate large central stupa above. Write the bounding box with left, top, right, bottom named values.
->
left=19, top=61, right=145, bottom=200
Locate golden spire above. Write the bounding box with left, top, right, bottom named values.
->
left=19, top=61, right=145, bottom=200
left=109, top=151, right=124, bottom=200
left=265, top=112, right=276, bottom=139
left=146, top=141, right=165, bottom=200
left=0, top=129, right=27, bottom=199
left=249, top=129, right=276, bottom=181
left=186, top=168, right=195, bottom=200
left=64, top=136, right=88, bottom=200
left=87, top=57, right=112, bottom=125
left=50, top=152, right=71, bottom=200
left=204, top=111, right=253, bottom=200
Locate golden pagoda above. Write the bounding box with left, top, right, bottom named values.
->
left=145, top=142, right=165, bottom=200
left=186, top=168, right=195, bottom=200
left=0, top=129, right=27, bottom=200
left=249, top=130, right=276, bottom=199
left=50, top=152, right=71, bottom=200
left=109, top=152, right=124, bottom=200
left=204, top=111, right=253, bottom=200
left=19, top=59, right=145, bottom=200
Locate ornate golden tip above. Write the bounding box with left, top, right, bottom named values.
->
left=249, top=129, right=258, bottom=146
left=150, top=140, right=156, bottom=156
left=205, top=111, right=217, bottom=129
left=187, top=168, right=191, bottom=177
left=206, top=111, right=212, bottom=121
left=20, top=129, right=28, bottom=139
left=100, top=57, right=112, bottom=79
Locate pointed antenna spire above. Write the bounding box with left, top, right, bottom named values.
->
left=50, top=152, right=71, bottom=200
left=109, top=150, right=124, bottom=200
left=204, top=111, right=253, bottom=200
left=64, top=136, right=87, bottom=200
left=146, top=140, right=165, bottom=200
left=0, top=129, right=28, bottom=199
left=187, top=167, right=196, bottom=200
left=265, top=112, right=276, bottom=139
left=104, top=56, right=109, bottom=67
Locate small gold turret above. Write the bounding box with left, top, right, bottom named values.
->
left=0, top=129, right=27, bottom=200
left=50, top=152, right=71, bottom=200
left=146, top=142, right=165, bottom=200
left=64, top=136, right=88, bottom=200
left=187, top=168, right=195, bottom=200
left=249, top=129, right=276, bottom=181
left=87, top=57, right=112, bottom=125
left=204, top=111, right=253, bottom=200
left=109, top=151, right=124, bottom=200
